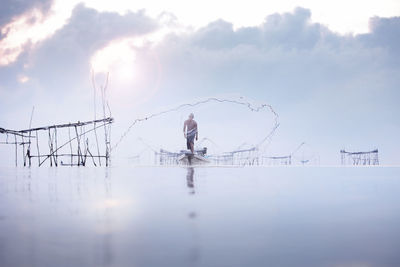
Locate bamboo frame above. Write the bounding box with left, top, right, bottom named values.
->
left=0, top=118, right=113, bottom=167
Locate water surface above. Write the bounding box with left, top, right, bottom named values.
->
left=0, top=166, right=399, bottom=267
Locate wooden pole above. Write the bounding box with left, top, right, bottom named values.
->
left=22, top=136, right=26, bottom=166
left=54, top=127, right=58, bottom=166
left=48, top=129, right=53, bottom=167
left=74, top=126, right=81, bottom=166
left=27, top=106, right=34, bottom=167
left=68, top=127, right=73, bottom=166
left=14, top=134, right=17, bottom=167
left=36, top=130, right=40, bottom=166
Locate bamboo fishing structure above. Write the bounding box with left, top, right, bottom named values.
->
left=340, top=149, right=379, bottom=166
left=0, top=117, right=113, bottom=167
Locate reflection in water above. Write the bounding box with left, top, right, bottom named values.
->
left=186, top=167, right=197, bottom=219
left=96, top=204, right=114, bottom=267
left=186, top=167, right=195, bottom=194
left=0, top=168, right=117, bottom=267
left=1, top=167, right=400, bottom=267
left=96, top=169, right=114, bottom=267
left=185, top=167, right=200, bottom=266
left=188, top=211, right=197, bottom=219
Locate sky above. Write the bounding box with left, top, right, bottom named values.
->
left=0, top=0, right=399, bottom=165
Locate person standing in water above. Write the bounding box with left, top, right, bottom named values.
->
left=183, top=113, right=198, bottom=154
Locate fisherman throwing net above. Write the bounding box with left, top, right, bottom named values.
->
left=183, top=113, right=198, bottom=154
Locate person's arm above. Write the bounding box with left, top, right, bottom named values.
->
left=183, top=121, right=187, bottom=138
left=195, top=123, right=198, bottom=140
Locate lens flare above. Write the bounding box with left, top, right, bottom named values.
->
left=91, top=39, right=137, bottom=84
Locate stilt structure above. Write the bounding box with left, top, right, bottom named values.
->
left=208, top=147, right=258, bottom=166
left=340, top=149, right=379, bottom=166
left=155, top=148, right=208, bottom=166
left=0, top=117, right=113, bottom=167
left=261, top=155, right=292, bottom=165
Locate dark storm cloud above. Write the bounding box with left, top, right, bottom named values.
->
left=0, top=0, right=53, bottom=28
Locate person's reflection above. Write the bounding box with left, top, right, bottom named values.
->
left=186, top=167, right=197, bottom=218
left=186, top=167, right=195, bottom=194
left=185, top=167, right=200, bottom=264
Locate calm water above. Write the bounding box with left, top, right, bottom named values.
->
left=0, top=166, right=399, bottom=267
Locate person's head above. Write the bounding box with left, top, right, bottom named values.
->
left=189, top=113, right=194, bottom=120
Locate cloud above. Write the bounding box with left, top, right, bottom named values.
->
left=0, top=4, right=159, bottom=131
left=180, top=8, right=337, bottom=51
left=0, top=0, right=53, bottom=28
left=26, top=4, right=159, bottom=92
left=367, top=16, right=400, bottom=47
left=357, top=16, right=400, bottom=62
left=153, top=7, right=398, bottom=101
left=260, top=7, right=323, bottom=49
left=154, top=9, right=345, bottom=101
left=150, top=8, right=400, bottom=163
left=0, top=6, right=399, bottom=164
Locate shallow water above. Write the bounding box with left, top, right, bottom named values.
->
left=0, top=166, right=399, bottom=267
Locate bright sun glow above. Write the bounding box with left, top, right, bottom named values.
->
left=90, top=27, right=173, bottom=85
left=91, top=39, right=137, bottom=84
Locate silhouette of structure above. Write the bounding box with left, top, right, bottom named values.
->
left=261, top=155, right=292, bottom=165
left=0, top=117, right=113, bottom=167
left=207, top=147, right=259, bottom=166
left=134, top=140, right=322, bottom=167
left=151, top=142, right=320, bottom=166
left=154, top=147, right=260, bottom=166
left=155, top=148, right=208, bottom=165
left=340, top=149, right=379, bottom=166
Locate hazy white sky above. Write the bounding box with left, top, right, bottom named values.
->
left=0, top=0, right=399, bottom=165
